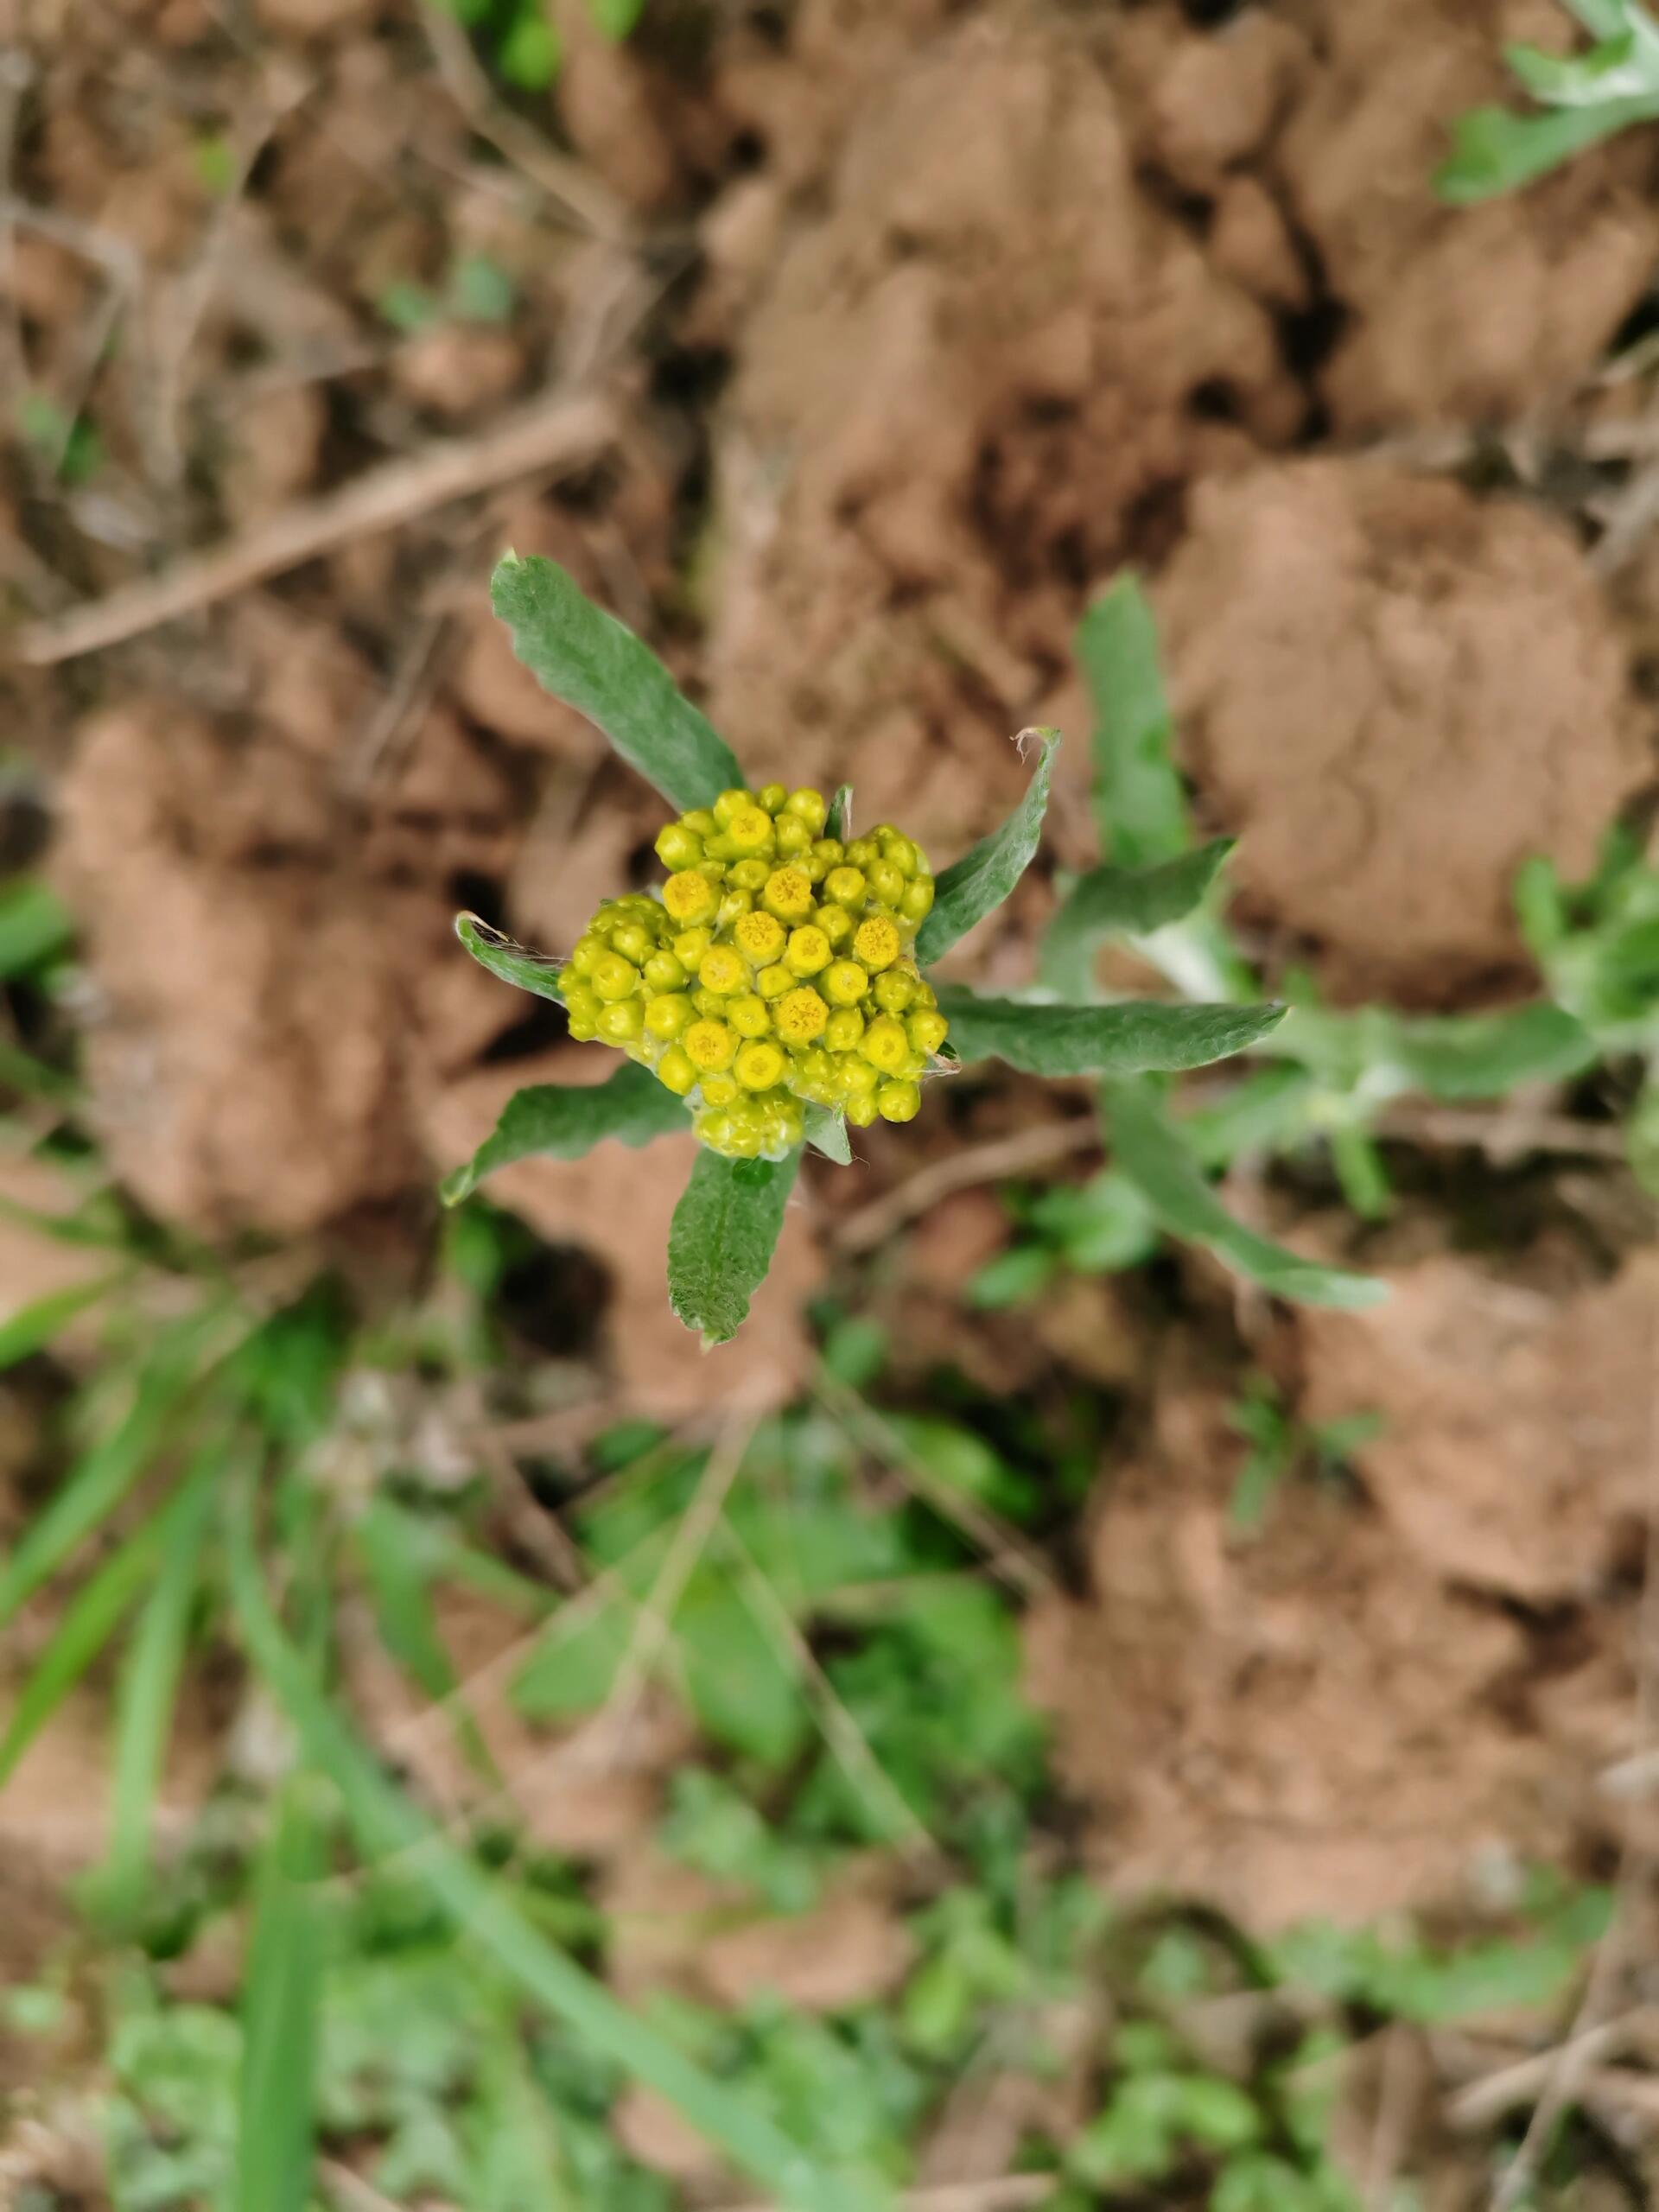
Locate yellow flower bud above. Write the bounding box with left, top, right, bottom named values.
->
left=908, top=1009, right=950, bottom=1056
left=785, top=925, right=832, bottom=976
left=611, top=920, right=653, bottom=963
left=681, top=810, right=718, bottom=838
left=701, top=1075, right=741, bottom=1109
left=656, top=1046, right=696, bottom=1095
left=684, top=1020, right=737, bottom=1072
left=733, top=910, right=786, bottom=966
left=866, top=860, right=906, bottom=907
left=728, top=857, right=771, bottom=893
left=756, top=963, right=794, bottom=1001
left=643, top=951, right=687, bottom=992
left=775, top=987, right=829, bottom=1045
left=823, top=958, right=868, bottom=1006
left=563, top=983, right=600, bottom=1027
left=645, top=993, right=695, bottom=1040
left=845, top=838, right=879, bottom=869
left=730, top=994, right=772, bottom=1038
left=901, top=876, right=936, bottom=923
left=861, top=1015, right=909, bottom=1072
left=698, top=945, right=747, bottom=995
left=663, top=871, right=717, bottom=925
left=757, top=782, right=788, bottom=814
left=672, top=927, right=713, bottom=967
left=718, top=890, right=756, bottom=926
left=880, top=834, right=918, bottom=878
left=873, top=968, right=918, bottom=1014
left=825, top=1007, right=865, bottom=1053
left=592, top=953, right=639, bottom=1002
left=655, top=823, right=702, bottom=869
left=713, top=788, right=756, bottom=826
left=569, top=936, right=607, bottom=976
left=817, top=904, right=854, bottom=949
left=842, top=1060, right=879, bottom=1098
left=762, top=866, right=816, bottom=925
left=598, top=999, right=645, bottom=1043
left=726, top=804, right=776, bottom=855
left=785, top=787, right=829, bottom=835
left=774, top=816, right=812, bottom=858
left=735, top=1040, right=786, bottom=1091
left=845, top=1091, right=880, bottom=1128
left=853, top=916, right=901, bottom=972
left=877, top=1079, right=921, bottom=1123
left=824, top=866, right=866, bottom=911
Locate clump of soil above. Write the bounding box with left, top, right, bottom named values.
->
left=1154, top=458, right=1643, bottom=1005
left=704, top=10, right=1298, bottom=862
left=1023, top=1336, right=1630, bottom=1929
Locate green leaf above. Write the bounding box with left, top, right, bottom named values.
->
left=1384, top=1002, right=1598, bottom=1099
left=235, top=1777, right=329, bottom=2212
left=490, top=555, right=742, bottom=812
left=1077, top=575, right=1188, bottom=868
left=826, top=785, right=854, bottom=842
left=679, top=1574, right=810, bottom=1769
left=586, top=0, right=645, bottom=31
left=804, top=1103, right=852, bottom=1165
left=442, top=1063, right=688, bottom=1204
left=915, top=731, right=1059, bottom=967
left=0, top=1269, right=123, bottom=1370
left=97, top=1450, right=220, bottom=1916
left=224, top=1488, right=885, bottom=2212
left=668, top=1149, right=800, bottom=1346
left=1041, top=839, right=1235, bottom=998
left=1103, top=1079, right=1383, bottom=1310
left=1434, top=97, right=1658, bottom=202
left=0, top=878, right=73, bottom=979
left=0, top=1516, right=161, bottom=1785
left=454, top=912, right=566, bottom=1004
left=938, top=985, right=1286, bottom=1077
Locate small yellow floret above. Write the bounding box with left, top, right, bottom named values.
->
left=684, top=1020, right=737, bottom=1072
left=775, top=988, right=829, bottom=1045
left=734, top=1041, right=786, bottom=1091
left=698, top=945, right=747, bottom=995
left=785, top=925, right=831, bottom=977
left=734, top=910, right=786, bottom=966
left=853, top=916, right=901, bottom=972
left=663, top=871, right=717, bottom=925
left=762, top=866, right=816, bottom=924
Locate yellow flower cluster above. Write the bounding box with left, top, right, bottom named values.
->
left=558, top=785, right=949, bottom=1159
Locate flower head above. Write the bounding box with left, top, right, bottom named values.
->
left=564, top=787, right=946, bottom=1159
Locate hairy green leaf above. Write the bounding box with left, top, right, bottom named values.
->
left=826, top=785, right=854, bottom=842
left=916, top=731, right=1059, bottom=967
left=1077, top=576, right=1188, bottom=868
left=1041, top=839, right=1235, bottom=997
left=668, top=1150, right=801, bottom=1346
left=1103, top=1079, right=1383, bottom=1310
left=491, top=555, right=741, bottom=812
left=225, top=1490, right=884, bottom=2212
left=442, top=1063, right=688, bottom=1204
left=804, top=1104, right=852, bottom=1166
left=1434, top=97, right=1657, bottom=201
left=1387, top=1002, right=1597, bottom=1099
left=938, top=986, right=1285, bottom=1077
left=236, top=1777, right=330, bottom=2212
left=454, top=912, right=566, bottom=1004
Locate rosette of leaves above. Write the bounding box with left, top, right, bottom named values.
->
left=444, top=555, right=1290, bottom=1344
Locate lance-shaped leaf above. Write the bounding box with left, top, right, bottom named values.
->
left=442, top=1064, right=689, bottom=1205
left=492, top=554, right=741, bottom=812
left=1042, top=838, right=1236, bottom=999
left=1078, top=575, right=1189, bottom=868
left=938, top=985, right=1285, bottom=1078
left=669, top=1150, right=800, bottom=1346
left=803, top=1104, right=853, bottom=1166
left=826, top=785, right=854, bottom=842
left=1434, top=96, right=1657, bottom=201
left=455, top=912, right=566, bottom=1004
left=1104, top=1078, right=1384, bottom=1311
left=916, top=730, right=1059, bottom=968
left=1385, top=1003, right=1597, bottom=1100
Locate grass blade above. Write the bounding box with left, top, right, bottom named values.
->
left=668, top=1149, right=801, bottom=1346
left=225, top=1485, right=887, bottom=2212
left=938, top=988, right=1286, bottom=1077
left=1103, top=1077, right=1384, bottom=1310
left=441, top=1061, right=688, bottom=1205
left=916, top=730, right=1058, bottom=968
left=235, top=1775, right=330, bottom=2212
left=491, top=554, right=742, bottom=812
left=0, top=1516, right=162, bottom=1784
left=0, top=1269, right=124, bottom=1371
left=97, top=1448, right=221, bottom=1913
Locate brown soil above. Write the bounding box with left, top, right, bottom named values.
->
left=1154, top=458, right=1644, bottom=1004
